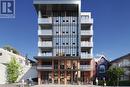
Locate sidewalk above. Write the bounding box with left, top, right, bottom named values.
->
left=32, top=84, right=129, bottom=87
left=32, top=85, right=95, bottom=87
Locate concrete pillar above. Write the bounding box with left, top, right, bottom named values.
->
left=52, top=60, right=54, bottom=84
left=38, top=71, right=41, bottom=85
left=77, top=60, right=81, bottom=78
left=38, top=10, right=42, bottom=18
left=64, top=59, right=67, bottom=84
left=38, top=60, right=42, bottom=85
left=70, top=71, right=73, bottom=84
left=65, top=71, right=67, bottom=85
left=71, top=60, right=73, bottom=83
left=89, top=60, right=93, bottom=79
left=58, top=60, right=60, bottom=84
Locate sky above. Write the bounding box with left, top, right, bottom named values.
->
left=0, top=0, right=130, bottom=60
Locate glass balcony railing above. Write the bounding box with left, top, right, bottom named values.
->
left=38, top=52, right=52, bottom=56
left=81, top=41, right=93, bottom=47
left=38, top=41, right=52, bottom=47
left=81, top=53, right=93, bottom=59
left=38, top=17, right=52, bottom=24
left=81, top=17, right=93, bottom=24
left=81, top=30, right=93, bottom=36
left=38, top=30, right=52, bottom=36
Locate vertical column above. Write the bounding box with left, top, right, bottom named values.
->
left=71, top=60, right=73, bottom=84
left=90, top=60, right=93, bottom=82
left=52, top=60, right=54, bottom=84
left=90, top=25, right=93, bottom=57
left=64, top=59, right=67, bottom=84
left=38, top=71, right=41, bottom=85
left=77, top=60, right=81, bottom=78
left=38, top=59, right=42, bottom=85
left=58, top=60, right=60, bottom=84
left=38, top=25, right=41, bottom=35
left=38, top=10, right=42, bottom=18
left=84, top=72, right=86, bottom=84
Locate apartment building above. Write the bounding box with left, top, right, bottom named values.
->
left=111, top=53, right=130, bottom=80
left=33, top=0, right=94, bottom=85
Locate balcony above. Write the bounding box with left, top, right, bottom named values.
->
left=38, top=41, right=52, bottom=47
left=37, top=65, right=52, bottom=70
left=81, top=53, right=93, bottom=59
left=38, top=30, right=52, bottom=36
left=80, top=65, right=92, bottom=71
left=81, top=30, right=93, bottom=36
left=81, top=41, right=93, bottom=47
left=81, top=16, right=93, bottom=24
left=38, top=17, right=52, bottom=24
left=81, top=19, right=93, bottom=24
left=38, top=52, right=53, bottom=56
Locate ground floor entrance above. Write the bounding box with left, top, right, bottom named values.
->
left=37, top=58, right=93, bottom=85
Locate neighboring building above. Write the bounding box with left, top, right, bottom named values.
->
left=33, top=0, right=94, bottom=85
left=0, top=48, right=37, bottom=84
left=94, top=55, right=110, bottom=80
left=111, top=53, right=130, bottom=80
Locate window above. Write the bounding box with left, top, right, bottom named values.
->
left=72, top=54, right=75, bottom=56
left=56, top=32, right=58, bottom=34
left=56, top=43, right=59, bottom=45
left=42, top=51, right=44, bottom=53
left=66, top=20, right=68, bottom=22
left=63, top=20, right=65, bottom=22
left=99, top=65, right=105, bottom=73
left=73, top=43, right=75, bottom=45
left=73, top=20, right=75, bottom=22
left=0, top=53, right=2, bottom=56
left=66, top=32, right=68, bottom=34
left=56, top=20, right=58, bottom=22
left=66, top=54, right=70, bottom=56
left=62, top=32, right=65, bottom=34
left=73, top=31, right=75, bottom=34
left=63, top=43, right=65, bottom=45
left=66, top=43, right=68, bottom=45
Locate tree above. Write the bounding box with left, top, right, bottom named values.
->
left=6, top=57, right=22, bottom=83
left=3, top=45, right=20, bottom=55
left=107, top=67, right=124, bottom=86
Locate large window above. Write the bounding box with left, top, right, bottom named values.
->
left=99, top=65, right=105, bottom=73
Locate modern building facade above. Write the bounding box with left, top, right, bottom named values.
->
left=33, top=0, right=94, bottom=85
left=111, top=53, right=130, bottom=80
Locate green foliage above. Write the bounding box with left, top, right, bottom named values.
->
left=119, top=80, right=130, bottom=86
left=107, top=67, right=124, bottom=86
left=3, top=45, right=19, bottom=55
left=98, top=80, right=104, bottom=86
left=6, top=57, right=22, bottom=83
